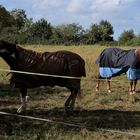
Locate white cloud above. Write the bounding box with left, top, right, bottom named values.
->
left=29, top=0, right=63, bottom=10
left=66, top=0, right=86, bottom=13
left=92, top=0, right=121, bottom=11
left=66, top=0, right=121, bottom=14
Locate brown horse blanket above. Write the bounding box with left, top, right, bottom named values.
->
left=10, top=46, right=85, bottom=88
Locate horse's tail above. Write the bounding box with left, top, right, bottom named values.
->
left=80, top=59, right=86, bottom=77
left=81, top=63, right=86, bottom=77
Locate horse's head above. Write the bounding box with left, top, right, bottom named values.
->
left=0, top=40, right=16, bottom=57
left=0, top=41, right=17, bottom=68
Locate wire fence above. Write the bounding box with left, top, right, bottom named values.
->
left=0, top=68, right=130, bottom=82
left=0, top=111, right=140, bottom=137
left=0, top=68, right=140, bottom=137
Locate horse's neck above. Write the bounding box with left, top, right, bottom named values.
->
left=1, top=53, right=16, bottom=69
left=16, top=46, right=39, bottom=59
left=15, top=46, right=43, bottom=69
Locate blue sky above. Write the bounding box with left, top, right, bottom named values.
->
left=0, top=0, right=140, bottom=39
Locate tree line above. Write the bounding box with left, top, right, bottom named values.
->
left=0, top=5, right=140, bottom=46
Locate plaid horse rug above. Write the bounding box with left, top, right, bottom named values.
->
left=96, top=48, right=140, bottom=80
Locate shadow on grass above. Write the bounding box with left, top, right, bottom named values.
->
left=0, top=83, right=140, bottom=135
left=0, top=107, right=140, bottom=135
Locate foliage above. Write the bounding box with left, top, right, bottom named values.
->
left=99, top=20, right=114, bottom=41
left=0, top=5, right=15, bottom=31
left=0, top=5, right=116, bottom=45
left=85, top=20, right=114, bottom=44
left=17, top=18, right=33, bottom=44
left=10, top=9, right=27, bottom=31
left=0, top=5, right=17, bottom=43
left=119, top=29, right=135, bottom=45
left=0, top=4, right=139, bottom=46
left=28, top=18, right=52, bottom=42
left=85, top=24, right=102, bottom=44
left=52, top=23, right=84, bottom=44
left=0, top=27, right=18, bottom=43
left=125, top=35, right=140, bottom=46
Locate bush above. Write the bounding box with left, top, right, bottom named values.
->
left=98, top=41, right=119, bottom=46
left=126, top=36, right=140, bottom=46
left=119, top=29, right=135, bottom=45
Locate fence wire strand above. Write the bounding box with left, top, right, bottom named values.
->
left=0, top=111, right=140, bottom=137
left=0, top=68, right=130, bottom=82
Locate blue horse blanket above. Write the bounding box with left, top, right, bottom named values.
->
left=96, top=48, right=140, bottom=80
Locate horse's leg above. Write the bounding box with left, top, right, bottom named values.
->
left=132, top=80, right=137, bottom=94
left=65, top=92, right=73, bottom=112
left=133, top=80, right=137, bottom=94
left=106, top=79, right=111, bottom=93
left=64, top=88, right=78, bottom=112
left=128, top=80, right=133, bottom=95
left=69, top=89, right=79, bottom=110
left=17, top=88, right=27, bottom=113
left=96, top=76, right=100, bottom=92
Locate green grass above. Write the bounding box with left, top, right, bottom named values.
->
left=0, top=45, right=140, bottom=139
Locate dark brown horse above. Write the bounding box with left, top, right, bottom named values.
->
left=96, top=47, right=140, bottom=95
left=0, top=40, right=86, bottom=113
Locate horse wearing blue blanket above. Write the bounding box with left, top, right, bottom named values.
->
left=96, top=48, right=140, bottom=95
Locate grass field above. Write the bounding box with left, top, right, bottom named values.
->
left=0, top=45, right=140, bottom=140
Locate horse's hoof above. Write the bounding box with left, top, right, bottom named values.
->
left=64, top=107, right=73, bottom=115
left=25, top=96, right=30, bottom=102
left=17, top=107, right=22, bottom=113
left=96, top=87, right=99, bottom=92
left=133, top=91, right=136, bottom=94
left=108, top=90, right=111, bottom=93
left=129, top=91, right=136, bottom=95
left=96, top=89, right=99, bottom=92
left=17, top=106, right=26, bottom=113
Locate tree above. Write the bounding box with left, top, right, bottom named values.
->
left=0, top=5, right=17, bottom=42
left=85, top=20, right=114, bottom=44
left=119, top=29, right=135, bottom=44
left=52, top=23, right=84, bottom=43
left=85, top=24, right=102, bottom=44
left=17, top=18, right=33, bottom=43
left=29, top=18, right=52, bottom=42
left=10, top=9, right=27, bottom=31
left=126, top=35, right=140, bottom=46
left=0, top=5, right=15, bottom=31
left=99, top=20, right=114, bottom=41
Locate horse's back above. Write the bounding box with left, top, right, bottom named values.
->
left=12, top=49, right=86, bottom=88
